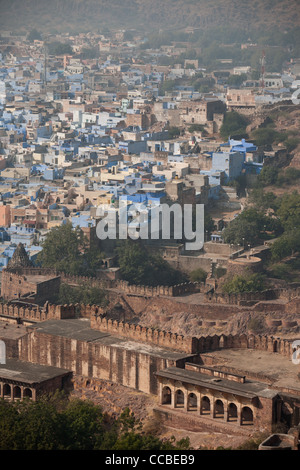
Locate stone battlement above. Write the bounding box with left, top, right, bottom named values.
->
left=90, top=314, right=197, bottom=353
left=204, top=286, right=300, bottom=305
left=4, top=267, right=202, bottom=298
left=90, top=312, right=297, bottom=358
left=0, top=302, right=76, bottom=322
left=0, top=299, right=296, bottom=359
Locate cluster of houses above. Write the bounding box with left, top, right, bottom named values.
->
left=0, top=28, right=298, bottom=270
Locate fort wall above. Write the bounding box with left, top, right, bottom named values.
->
left=0, top=302, right=76, bottom=322
left=4, top=267, right=203, bottom=298
left=90, top=314, right=296, bottom=359
left=18, top=329, right=184, bottom=395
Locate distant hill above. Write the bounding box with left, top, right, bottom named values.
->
left=0, top=0, right=300, bottom=36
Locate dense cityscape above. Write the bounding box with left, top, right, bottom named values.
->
left=0, top=0, right=300, bottom=454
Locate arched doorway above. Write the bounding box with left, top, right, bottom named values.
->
left=162, top=386, right=172, bottom=405
left=214, top=399, right=224, bottom=418
left=13, top=386, right=21, bottom=400
left=228, top=403, right=238, bottom=422
left=241, top=406, right=254, bottom=425
left=187, top=393, right=197, bottom=411
left=3, top=383, right=11, bottom=399
left=201, top=396, right=211, bottom=415
left=23, top=388, right=32, bottom=399
left=175, top=389, right=184, bottom=408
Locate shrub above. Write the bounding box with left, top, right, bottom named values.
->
left=189, top=268, right=207, bottom=282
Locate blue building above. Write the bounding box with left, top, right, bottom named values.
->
left=211, top=151, right=245, bottom=182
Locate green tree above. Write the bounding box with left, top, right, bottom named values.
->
left=62, top=399, right=105, bottom=450
left=249, top=188, right=278, bottom=212
left=116, top=240, right=187, bottom=286
left=168, top=126, right=181, bottom=138
left=221, top=208, right=270, bottom=246
left=251, top=128, right=279, bottom=147
left=189, top=268, right=207, bottom=282
left=37, top=223, right=83, bottom=275
left=0, top=400, right=20, bottom=450
left=0, top=397, right=191, bottom=450
left=257, top=165, right=279, bottom=186
left=56, top=283, right=108, bottom=306
left=47, top=41, right=73, bottom=55
left=222, top=273, right=266, bottom=294
left=277, top=192, right=300, bottom=231
left=271, top=229, right=300, bottom=261
left=220, top=111, right=248, bottom=140
left=37, top=223, right=105, bottom=276
left=227, top=73, right=247, bottom=87
left=27, top=29, right=42, bottom=41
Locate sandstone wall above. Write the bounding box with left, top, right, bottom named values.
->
left=0, top=302, right=76, bottom=322
left=19, top=329, right=182, bottom=395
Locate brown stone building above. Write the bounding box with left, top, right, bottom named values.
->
left=0, top=358, right=72, bottom=401
left=179, top=98, right=226, bottom=128
left=1, top=244, right=60, bottom=303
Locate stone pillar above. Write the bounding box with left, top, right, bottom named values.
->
left=159, top=382, right=163, bottom=405
left=237, top=403, right=243, bottom=426
left=224, top=401, right=228, bottom=422
left=0, top=382, right=2, bottom=398
left=197, top=391, right=201, bottom=415
left=183, top=389, right=188, bottom=412
left=170, top=384, right=175, bottom=409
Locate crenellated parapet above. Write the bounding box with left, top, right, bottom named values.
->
left=90, top=312, right=296, bottom=359
left=90, top=314, right=198, bottom=354
left=58, top=272, right=202, bottom=297
left=0, top=302, right=76, bottom=322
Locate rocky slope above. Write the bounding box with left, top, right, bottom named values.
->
left=1, top=0, right=299, bottom=34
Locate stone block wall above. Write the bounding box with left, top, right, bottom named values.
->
left=90, top=315, right=198, bottom=354
left=18, top=329, right=180, bottom=395
left=0, top=302, right=76, bottom=322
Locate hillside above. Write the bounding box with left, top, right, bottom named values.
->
left=1, top=0, right=300, bottom=35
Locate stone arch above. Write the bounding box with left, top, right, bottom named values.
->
left=175, top=389, right=185, bottom=408
left=214, top=399, right=224, bottom=418
left=3, top=383, right=11, bottom=398
left=162, top=386, right=172, bottom=405
left=241, top=406, right=254, bottom=425
left=187, top=392, right=197, bottom=411
left=228, top=402, right=238, bottom=422
left=23, top=388, right=32, bottom=399
left=201, top=396, right=211, bottom=415
left=13, top=386, right=21, bottom=399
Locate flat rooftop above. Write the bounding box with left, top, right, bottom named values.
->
left=0, top=358, right=70, bottom=384
left=156, top=366, right=277, bottom=399
left=0, top=322, right=28, bottom=340
left=201, top=348, right=300, bottom=393
left=28, top=318, right=191, bottom=361
left=23, top=274, right=60, bottom=284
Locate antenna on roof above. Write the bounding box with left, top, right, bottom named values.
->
left=260, top=50, right=266, bottom=95
left=43, top=45, right=47, bottom=95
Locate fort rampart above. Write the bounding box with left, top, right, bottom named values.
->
left=5, top=267, right=203, bottom=297
left=0, top=298, right=296, bottom=359
left=90, top=313, right=296, bottom=358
